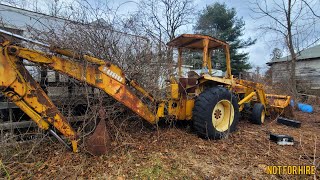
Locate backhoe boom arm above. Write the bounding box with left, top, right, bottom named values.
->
left=0, top=41, right=157, bottom=153
left=0, top=44, right=78, bottom=151
left=6, top=45, right=157, bottom=123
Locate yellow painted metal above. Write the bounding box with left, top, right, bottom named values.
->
left=201, top=74, right=233, bottom=85
left=168, top=99, right=178, bottom=117
left=83, top=55, right=106, bottom=65
left=178, top=99, right=186, bottom=120
left=212, top=100, right=234, bottom=132
left=10, top=45, right=157, bottom=124
left=9, top=98, right=50, bottom=130
left=233, top=84, right=248, bottom=94
left=171, top=84, right=179, bottom=100
left=0, top=49, right=49, bottom=130
left=167, top=34, right=229, bottom=49
left=256, top=89, right=267, bottom=108
left=224, top=45, right=232, bottom=79
left=166, top=98, right=194, bottom=120
left=71, top=140, right=78, bottom=153
left=201, top=74, right=291, bottom=113
left=0, top=46, right=78, bottom=152
left=0, top=42, right=165, bottom=153
left=202, top=38, right=209, bottom=71
left=0, top=33, right=293, bottom=155
left=98, top=63, right=126, bottom=84
left=208, top=50, right=212, bottom=74
left=129, top=80, right=155, bottom=102
left=156, top=102, right=165, bottom=118
left=266, top=94, right=290, bottom=99
left=51, top=47, right=126, bottom=84
left=167, top=34, right=290, bottom=116
left=261, top=110, right=265, bottom=124
left=185, top=99, right=194, bottom=120
left=167, top=34, right=230, bottom=77
left=170, top=76, right=178, bottom=84
left=51, top=47, right=106, bottom=65
left=238, top=92, right=256, bottom=105
left=50, top=48, right=81, bottom=59
left=266, top=94, right=291, bottom=108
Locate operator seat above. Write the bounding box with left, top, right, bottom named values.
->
left=178, top=71, right=199, bottom=94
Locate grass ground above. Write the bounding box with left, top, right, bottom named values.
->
left=0, top=106, right=319, bottom=179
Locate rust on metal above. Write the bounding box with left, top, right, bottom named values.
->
left=0, top=44, right=78, bottom=152
left=15, top=62, right=78, bottom=140
left=234, top=79, right=264, bottom=89
left=266, top=94, right=291, bottom=109
left=12, top=46, right=158, bottom=122
left=178, top=78, right=198, bottom=94
left=85, top=107, right=111, bottom=156
left=167, top=34, right=228, bottom=49
left=2, top=42, right=157, bottom=153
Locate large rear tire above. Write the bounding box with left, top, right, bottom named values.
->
left=193, top=87, right=239, bottom=139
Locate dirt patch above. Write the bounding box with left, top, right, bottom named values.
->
left=1, top=108, right=319, bottom=179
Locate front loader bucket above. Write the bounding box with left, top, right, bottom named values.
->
left=85, top=108, right=111, bottom=156
left=266, top=94, right=294, bottom=118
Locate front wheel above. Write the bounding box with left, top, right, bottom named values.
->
left=193, top=87, right=239, bottom=139
left=251, top=103, right=265, bottom=125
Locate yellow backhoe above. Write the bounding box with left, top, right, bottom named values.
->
left=0, top=30, right=291, bottom=155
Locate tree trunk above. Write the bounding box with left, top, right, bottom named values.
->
left=286, top=0, right=298, bottom=96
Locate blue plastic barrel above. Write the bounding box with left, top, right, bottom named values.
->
left=297, top=103, right=313, bottom=113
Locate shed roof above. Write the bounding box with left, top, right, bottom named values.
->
left=267, top=44, right=320, bottom=65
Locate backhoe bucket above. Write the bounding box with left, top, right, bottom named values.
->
left=85, top=109, right=111, bottom=156
left=266, top=94, right=294, bottom=117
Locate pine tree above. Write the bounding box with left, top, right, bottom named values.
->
left=194, top=2, right=255, bottom=76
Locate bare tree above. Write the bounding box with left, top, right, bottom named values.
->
left=251, top=0, right=320, bottom=96
left=46, top=0, right=63, bottom=16
left=140, top=0, right=194, bottom=42
left=0, top=0, right=164, bottom=148
left=137, top=0, right=194, bottom=76
left=301, top=0, right=320, bottom=18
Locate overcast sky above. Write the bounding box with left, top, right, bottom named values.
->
left=106, top=0, right=284, bottom=72
left=3, top=0, right=319, bottom=72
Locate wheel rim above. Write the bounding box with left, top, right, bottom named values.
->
left=261, top=110, right=265, bottom=123
left=212, top=100, right=234, bottom=132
